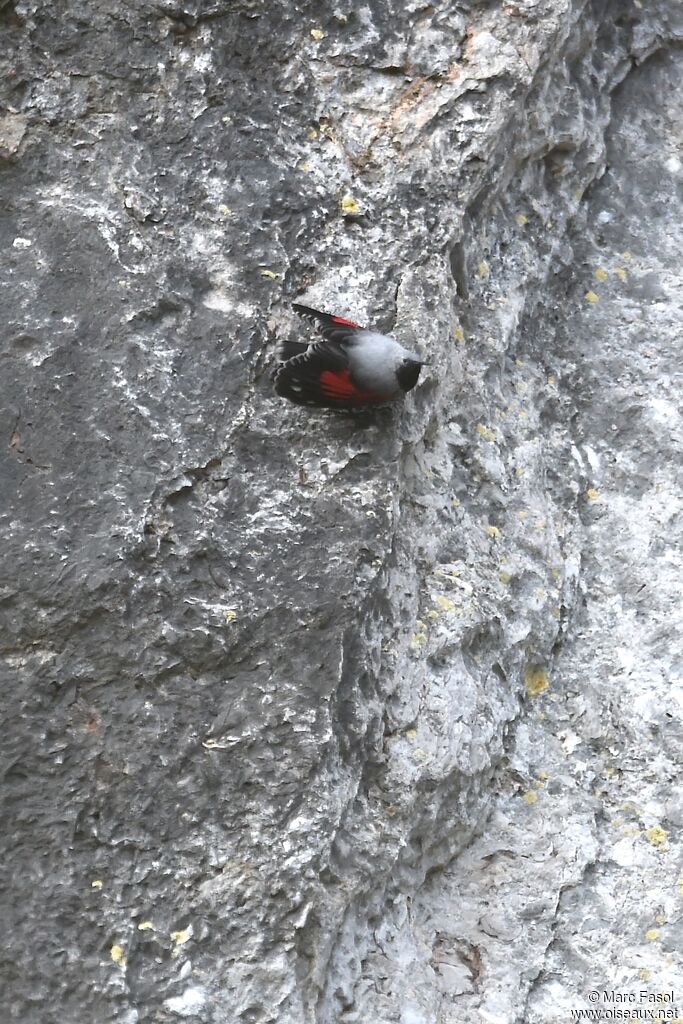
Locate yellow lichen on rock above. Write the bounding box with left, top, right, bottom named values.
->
left=476, top=423, right=496, bottom=441
left=525, top=665, right=550, bottom=696
left=170, top=927, right=192, bottom=956
left=410, top=620, right=428, bottom=649
left=340, top=195, right=360, bottom=215
left=110, top=944, right=127, bottom=966
left=645, top=826, right=668, bottom=848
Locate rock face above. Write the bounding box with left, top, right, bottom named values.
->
left=2, top=1, right=682, bottom=1022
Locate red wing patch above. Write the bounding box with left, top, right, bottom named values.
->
left=320, top=369, right=388, bottom=404
left=319, top=369, right=357, bottom=398
left=331, top=315, right=361, bottom=328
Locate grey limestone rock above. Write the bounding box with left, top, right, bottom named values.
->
left=1, top=1, right=682, bottom=1022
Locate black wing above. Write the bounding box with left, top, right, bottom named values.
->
left=273, top=338, right=361, bottom=408
left=275, top=338, right=310, bottom=362
left=292, top=303, right=365, bottom=346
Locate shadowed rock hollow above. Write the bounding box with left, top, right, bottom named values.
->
left=1, top=2, right=682, bottom=1022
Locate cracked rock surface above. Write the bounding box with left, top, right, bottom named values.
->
left=1, top=2, right=681, bottom=1022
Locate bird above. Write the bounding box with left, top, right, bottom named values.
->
left=273, top=303, right=426, bottom=410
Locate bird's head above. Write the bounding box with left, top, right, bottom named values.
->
left=396, top=357, right=424, bottom=393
